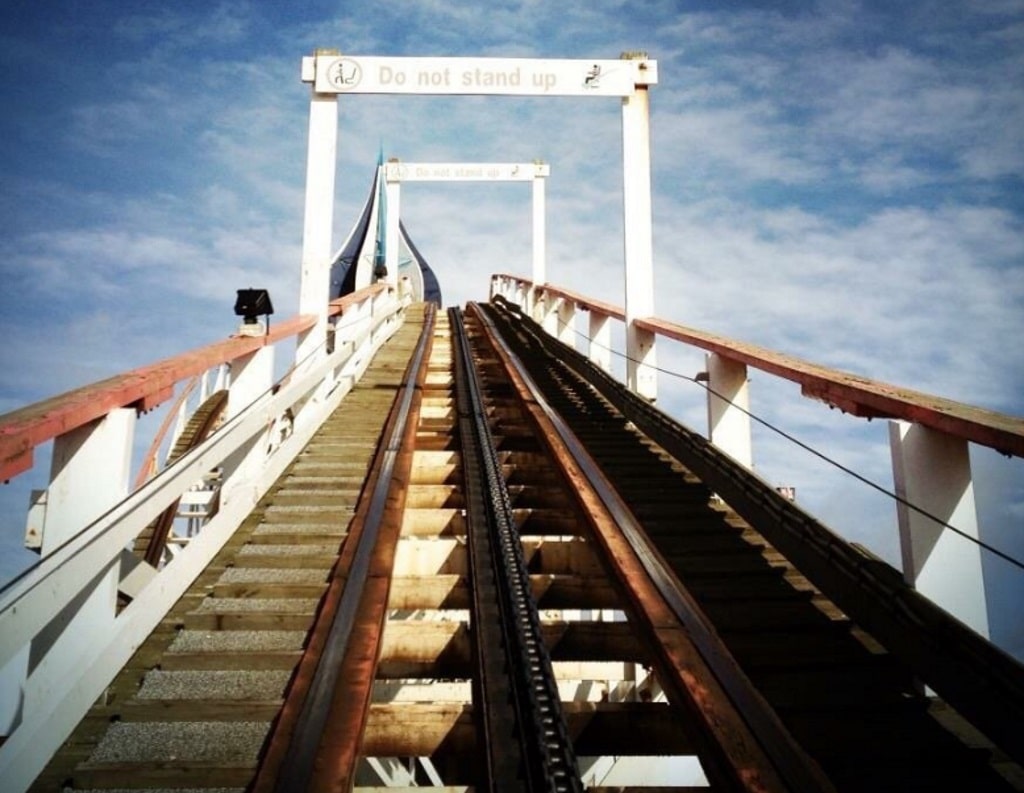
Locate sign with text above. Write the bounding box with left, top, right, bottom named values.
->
left=384, top=162, right=550, bottom=182
left=307, top=56, right=656, bottom=96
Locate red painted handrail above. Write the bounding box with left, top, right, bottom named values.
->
left=328, top=281, right=388, bottom=315
left=493, top=274, right=625, bottom=320
left=0, top=314, right=314, bottom=481
left=0, top=282, right=395, bottom=481
left=493, top=275, right=1024, bottom=458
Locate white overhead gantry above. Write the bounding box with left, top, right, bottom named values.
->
left=299, top=52, right=659, bottom=399
left=381, top=160, right=549, bottom=313
left=298, top=53, right=662, bottom=787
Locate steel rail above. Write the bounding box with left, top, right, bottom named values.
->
left=488, top=296, right=1024, bottom=770
left=452, top=307, right=523, bottom=788
left=450, top=307, right=583, bottom=793
left=475, top=301, right=839, bottom=793
left=253, top=304, right=436, bottom=793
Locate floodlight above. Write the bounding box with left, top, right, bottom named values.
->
left=234, top=288, right=274, bottom=336
left=234, top=289, right=274, bottom=324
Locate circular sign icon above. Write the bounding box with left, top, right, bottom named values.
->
left=326, top=58, right=362, bottom=91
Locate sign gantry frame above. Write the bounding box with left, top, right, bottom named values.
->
left=381, top=160, right=551, bottom=296
left=298, top=52, right=659, bottom=398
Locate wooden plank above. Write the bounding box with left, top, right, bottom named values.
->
left=71, top=761, right=257, bottom=790
left=160, top=651, right=303, bottom=672
left=386, top=574, right=620, bottom=611
left=377, top=619, right=648, bottom=679
left=110, top=699, right=284, bottom=722
left=182, top=612, right=317, bottom=631
left=361, top=702, right=697, bottom=756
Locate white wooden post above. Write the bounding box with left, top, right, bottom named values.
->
left=524, top=282, right=536, bottom=318
left=542, top=296, right=560, bottom=337
left=889, top=421, right=989, bottom=637
left=384, top=164, right=401, bottom=288
left=533, top=163, right=547, bottom=289
left=557, top=299, right=576, bottom=349
left=532, top=288, right=547, bottom=326
left=298, top=52, right=340, bottom=369
left=706, top=353, right=752, bottom=469
left=42, top=409, right=136, bottom=555
left=14, top=409, right=134, bottom=744
left=588, top=311, right=612, bottom=373
left=221, top=346, right=275, bottom=510
left=621, top=55, right=657, bottom=401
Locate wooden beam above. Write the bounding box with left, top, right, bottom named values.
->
left=377, top=620, right=648, bottom=679
left=361, top=702, right=695, bottom=757
left=386, top=574, right=621, bottom=611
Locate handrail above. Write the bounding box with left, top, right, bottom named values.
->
left=328, top=281, right=388, bottom=315
left=502, top=277, right=626, bottom=321
left=0, top=315, right=311, bottom=481
left=0, top=283, right=393, bottom=482
left=639, top=316, right=1024, bottom=458
left=0, top=283, right=407, bottom=793
left=493, top=274, right=1024, bottom=458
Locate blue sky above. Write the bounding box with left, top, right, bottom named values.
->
left=1, top=2, right=1022, bottom=653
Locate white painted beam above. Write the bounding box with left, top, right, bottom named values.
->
left=621, top=70, right=657, bottom=401
left=706, top=353, right=752, bottom=470
left=297, top=56, right=340, bottom=368
left=889, top=421, right=989, bottom=637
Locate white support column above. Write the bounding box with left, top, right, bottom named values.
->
left=524, top=283, right=535, bottom=318
left=297, top=53, right=340, bottom=369
left=588, top=311, right=612, bottom=373
left=542, top=296, right=560, bottom=337
left=889, top=421, right=989, bottom=638
left=43, top=409, right=135, bottom=554
left=556, top=299, right=576, bottom=349
left=226, top=347, right=275, bottom=420
left=621, top=68, right=657, bottom=401
left=384, top=166, right=401, bottom=288
left=706, top=353, right=752, bottom=470
left=214, top=364, right=228, bottom=393
left=532, top=164, right=547, bottom=289
left=16, top=409, right=134, bottom=743
left=532, top=288, right=546, bottom=326
left=221, top=346, right=275, bottom=510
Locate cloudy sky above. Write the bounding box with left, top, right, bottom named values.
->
left=1, top=2, right=1022, bottom=653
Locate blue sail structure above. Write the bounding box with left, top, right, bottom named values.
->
left=330, top=160, right=442, bottom=305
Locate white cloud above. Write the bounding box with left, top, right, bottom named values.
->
left=2, top=0, right=1022, bottom=655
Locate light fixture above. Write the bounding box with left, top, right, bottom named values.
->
left=234, top=288, right=274, bottom=336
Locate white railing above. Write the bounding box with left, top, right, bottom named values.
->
left=0, top=283, right=408, bottom=792
left=490, top=273, right=1024, bottom=649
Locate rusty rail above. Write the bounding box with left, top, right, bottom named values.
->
left=253, top=302, right=435, bottom=793
left=485, top=296, right=1024, bottom=772
left=475, top=301, right=835, bottom=793
left=451, top=306, right=583, bottom=792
